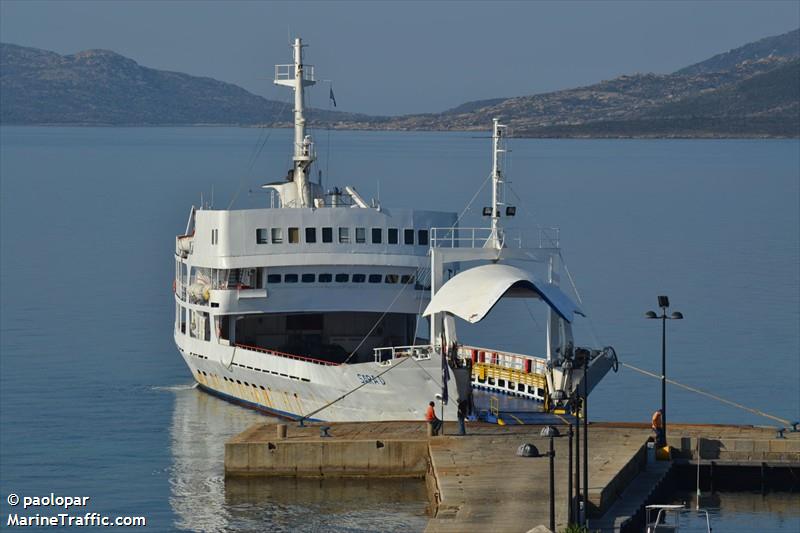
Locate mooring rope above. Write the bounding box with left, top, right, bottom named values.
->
left=621, top=361, right=792, bottom=426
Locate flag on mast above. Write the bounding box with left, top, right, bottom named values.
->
left=329, top=86, right=337, bottom=107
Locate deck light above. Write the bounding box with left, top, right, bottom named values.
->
left=506, top=206, right=516, bottom=217
left=645, top=295, right=683, bottom=446
left=482, top=207, right=492, bottom=216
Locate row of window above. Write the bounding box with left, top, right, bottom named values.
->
left=256, top=227, right=429, bottom=246
left=267, top=273, right=416, bottom=285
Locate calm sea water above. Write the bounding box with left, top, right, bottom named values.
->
left=1, top=127, right=798, bottom=531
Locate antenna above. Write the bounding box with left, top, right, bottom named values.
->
left=274, top=37, right=317, bottom=208
left=489, top=118, right=508, bottom=248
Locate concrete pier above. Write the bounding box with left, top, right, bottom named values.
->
left=226, top=421, right=649, bottom=532
left=225, top=421, right=799, bottom=532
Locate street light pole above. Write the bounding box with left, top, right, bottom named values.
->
left=549, top=435, right=555, bottom=533
left=661, top=308, right=667, bottom=443
left=582, top=352, right=588, bottom=527
left=646, top=295, right=683, bottom=447
left=567, top=423, right=573, bottom=524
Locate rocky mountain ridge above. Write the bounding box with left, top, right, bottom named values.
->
left=1, top=28, right=798, bottom=137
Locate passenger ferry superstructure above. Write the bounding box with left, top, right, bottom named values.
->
left=173, top=38, right=617, bottom=422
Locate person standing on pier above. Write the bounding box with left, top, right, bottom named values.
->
left=426, top=401, right=443, bottom=436
left=457, top=399, right=468, bottom=436
left=652, top=408, right=665, bottom=447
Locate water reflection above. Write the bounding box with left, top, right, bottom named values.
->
left=168, top=386, right=428, bottom=532
left=669, top=491, right=800, bottom=532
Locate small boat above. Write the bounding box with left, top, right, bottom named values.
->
left=645, top=504, right=713, bottom=532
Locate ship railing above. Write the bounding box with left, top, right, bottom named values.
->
left=373, top=344, right=434, bottom=365
left=430, top=226, right=560, bottom=249
left=235, top=343, right=340, bottom=366
left=274, top=64, right=315, bottom=83
left=457, top=344, right=549, bottom=375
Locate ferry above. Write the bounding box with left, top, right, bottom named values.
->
left=173, top=38, right=618, bottom=421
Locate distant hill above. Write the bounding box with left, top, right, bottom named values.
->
left=676, top=28, right=800, bottom=76
left=512, top=60, right=800, bottom=138
left=354, top=28, right=799, bottom=137
left=1, top=28, right=798, bottom=137
left=0, top=43, right=372, bottom=125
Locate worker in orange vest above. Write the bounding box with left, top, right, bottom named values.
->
left=426, top=401, right=443, bottom=436
left=651, top=408, right=665, bottom=447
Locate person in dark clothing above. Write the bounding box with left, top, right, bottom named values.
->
left=457, top=400, right=468, bottom=436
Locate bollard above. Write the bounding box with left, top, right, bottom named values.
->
left=277, top=424, right=287, bottom=439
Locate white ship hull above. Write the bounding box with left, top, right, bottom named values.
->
left=171, top=39, right=618, bottom=423
left=176, top=334, right=460, bottom=421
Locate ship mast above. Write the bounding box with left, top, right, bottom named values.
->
left=274, top=37, right=316, bottom=208
left=489, top=118, right=507, bottom=248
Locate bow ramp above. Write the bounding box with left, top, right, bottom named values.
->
left=422, top=263, right=584, bottom=324
left=423, top=262, right=617, bottom=409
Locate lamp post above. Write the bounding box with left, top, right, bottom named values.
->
left=645, top=295, right=683, bottom=445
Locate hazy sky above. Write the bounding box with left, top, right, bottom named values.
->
left=1, top=1, right=798, bottom=115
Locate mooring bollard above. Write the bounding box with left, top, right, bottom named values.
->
left=277, top=424, right=287, bottom=439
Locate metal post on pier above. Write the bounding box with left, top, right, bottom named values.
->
left=574, top=397, right=581, bottom=525
left=549, top=435, right=556, bottom=533
left=567, top=423, right=573, bottom=524
left=583, top=353, right=589, bottom=527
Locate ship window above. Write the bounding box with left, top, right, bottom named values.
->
left=305, top=227, right=317, bottom=243
left=372, top=228, right=382, bottom=244
left=339, top=227, right=350, bottom=243
left=319, top=273, right=332, bottom=283
left=404, top=229, right=414, bottom=245
left=418, top=229, right=429, bottom=246
left=301, top=273, right=315, bottom=283
left=368, top=274, right=382, bottom=283
left=388, top=228, right=398, bottom=244
left=385, top=274, right=399, bottom=284
left=267, top=274, right=281, bottom=284
left=401, top=274, right=414, bottom=284
left=284, top=274, right=298, bottom=283
left=355, top=227, right=366, bottom=243
left=211, top=229, right=218, bottom=245
left=335, top=273, right=349, bottom=283
left=322, top=227, right=333, bottom=243
left=271, top=228, right=283, bottom=244
left=256, top=228, right=268, bottom=244
left=353, top=274, right=366, bottom=283
left=288, top=227, right=300, bottom=244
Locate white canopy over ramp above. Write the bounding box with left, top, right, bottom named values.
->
left=422, top=264, right=584, bottom=324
